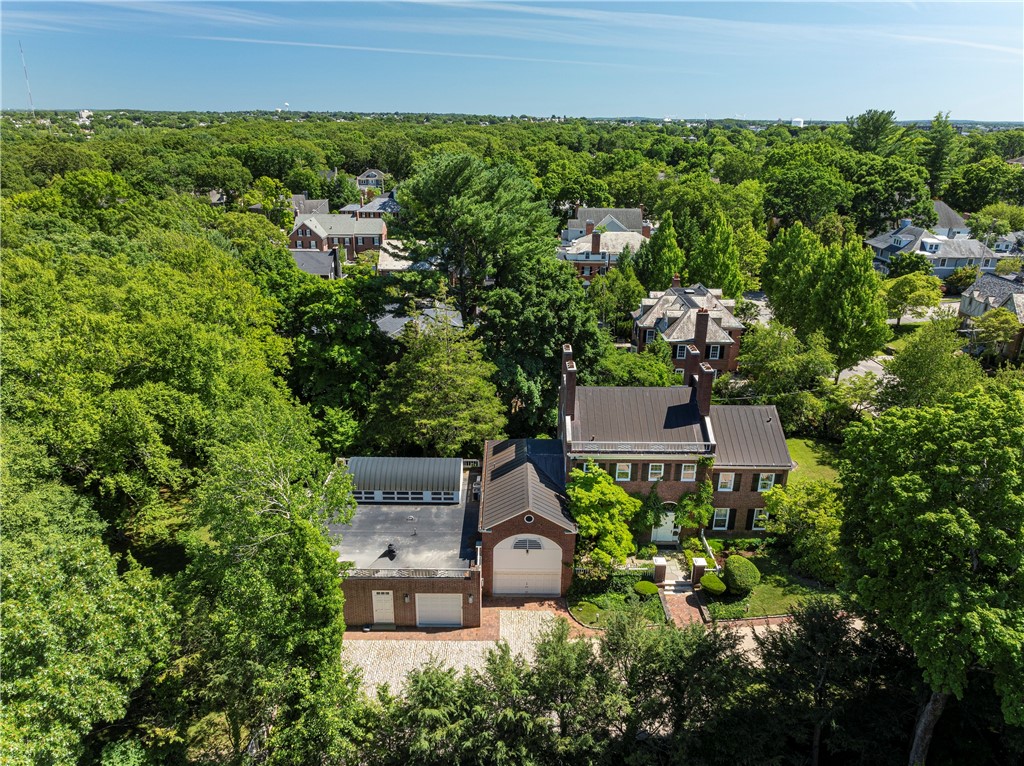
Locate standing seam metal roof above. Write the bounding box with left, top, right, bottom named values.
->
left=708, top=405, right=791, bottom=469
left=346, top=457, right=464, bottom=492
left=571, top=387, right=706, bottom=444
left=480, top=440, right=574, bottom=531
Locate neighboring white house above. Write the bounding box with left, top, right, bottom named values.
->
left=561, top=207, right=651, bottom=243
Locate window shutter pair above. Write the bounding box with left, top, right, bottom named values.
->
left=727, top=509, right=737, bottom=530
left=745, top=509, right=756, bottom=531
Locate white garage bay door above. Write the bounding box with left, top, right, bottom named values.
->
left=492, top=535, right=563, bottom=596
left=415, top=593, right=463, bottom=627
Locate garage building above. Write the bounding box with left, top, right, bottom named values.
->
left=479, top=440, right=577, bottom=597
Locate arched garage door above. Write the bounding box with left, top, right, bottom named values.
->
left=492, top=535, right=563, bottom=596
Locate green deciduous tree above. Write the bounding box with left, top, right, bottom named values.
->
left=566, top=464, right=642, bottom=568
left=594, top=336, right=677, bottom=388
left=363, top=321, right=506, bottom=457
left=881, top=272, right=943, bottom=326
left=973, top=306, right=1022, bottom=359
left=686, top=210, right=744, bottom=297
left=840, top=384, right=1024, bottom=763
left=877, top=317, right=984, bottom=410
left=764, top=481, right=844, bottom=585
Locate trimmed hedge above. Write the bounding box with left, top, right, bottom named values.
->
left=633, top=581, right=660, bottom=598
left=723, top=555, right=761, bottom=595
left=700, top=573, right=727, bottom=596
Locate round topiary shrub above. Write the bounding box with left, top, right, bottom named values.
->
left=700, top=573, right=727, bottom=597
left=633, top=580, right=660, bottom=598
left=723, top=555, right=761, bottom=595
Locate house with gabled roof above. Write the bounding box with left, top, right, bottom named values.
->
left=959, top=272, right=1024, bottom=360
left=562, top=207, right=650, bottom=243
left=633, top=278, right=745, bottom=373
left=559, top=229, right=649, bottom=283
left=865, top=218, right=1003, bottom=278
left=557, top=343, right=791, bottom=545
left=479, top=439, right=576, bottom=597
left=289, top=213, right=386, bottom=261
left=356, top=168, right=387, bottom=192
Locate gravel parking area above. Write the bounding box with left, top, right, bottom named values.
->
left=343, top=610, right=559, bottom=693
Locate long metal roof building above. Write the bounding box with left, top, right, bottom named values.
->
left=345, top=457, right=464, bottom=504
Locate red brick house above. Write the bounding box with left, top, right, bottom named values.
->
left=479, top=439, right=576, bottom=597
left=289, top=214, right=387, bottom=261
left=557, top=343, right=791, bottom=544
left=633, top=280, right=745, bottom=374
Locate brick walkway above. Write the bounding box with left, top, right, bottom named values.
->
left=662, top=589, right=706, bottom=626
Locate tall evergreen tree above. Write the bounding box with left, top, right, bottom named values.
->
left=633, top=211, right=684, bottom=291
left=924, top=111, right=965, bottom=197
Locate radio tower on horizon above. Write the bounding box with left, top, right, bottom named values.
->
left=19, top=41, right=36, bottom=118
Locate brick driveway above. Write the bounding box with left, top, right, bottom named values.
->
left=343, top=598, right=595, bottom=692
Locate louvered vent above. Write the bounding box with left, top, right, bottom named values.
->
left=513, top=538, right=543, bottom=550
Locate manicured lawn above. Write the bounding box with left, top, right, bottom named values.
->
left=703, top=551, right=837, bottom=620
left=785, top=437, right=839, bottom=485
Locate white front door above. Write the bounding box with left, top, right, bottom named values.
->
left=372, top=590, right=395, bottom=624
left=651, top=511, right=680, bottom=543
left=415, top=594, right=463, bottom=627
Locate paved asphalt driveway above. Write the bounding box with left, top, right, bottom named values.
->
left=343, top=610, right=558, bottom=692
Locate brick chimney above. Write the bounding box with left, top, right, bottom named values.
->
left=694, top=308, right=710, bottom=358
left=561, top=344, right=577, bottom=422
left=693, top=362, right=714, bottom=418
left=585, top=219, right=595, bottom=235
left=591, top=231, right=601, bottom=255
left=683, top=343, right=701, bottom=379
left=642, top=222, right=652, bottom=238
left=671, top=273, right=681, bottom=289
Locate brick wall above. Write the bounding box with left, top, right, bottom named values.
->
left=480, top=513, right=576, bottom=597
left=341, top=569, right=482, bottom=628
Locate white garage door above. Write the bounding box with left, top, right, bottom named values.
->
left=415, top=594, right=463, bottom=627
left=492, top=535, right=563, bottom=596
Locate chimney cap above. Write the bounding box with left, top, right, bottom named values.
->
left=562, top=343, right=573, bottom=355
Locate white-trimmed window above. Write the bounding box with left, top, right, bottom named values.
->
left=717, top=472, right=735, bottom=492
left=357, top=237, right=364, bottom=246
left=648, top=463, right=664, bottom=481
left=938, top=258, right=947, bottom=268
left=675, top=344, right=687, bottom=360
left=707, top=345, right=722, bottom=360
left=615, top=463, right=632, bottom=481
left=757, top=474, right=776, bottom=492
left=645, top=329, right=655, bottom=343
left=712, top=508, right=730, bottom=531
left=752, top=509, right=768, bottom=531
left=373, top=236, right=380, bottom=245
left=680, top=463, right=697, bottom=481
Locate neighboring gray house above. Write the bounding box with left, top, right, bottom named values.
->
left=374, top=302, right=464, bottom=339
left=292, top=248, right=343, bottom=280
left=865, top=219, right=1002, bottom=278
left=356, top=169, right=387, bottom=192
left=932, top=200, right=971, bottom=238
left=993, top=231, right=1024, bottom=256
left=958, top=273, right=1024, bottom=360
left=291, top=193, right=330, bottom=219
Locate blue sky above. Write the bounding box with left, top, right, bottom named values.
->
left=3, top=1, right=1022, bottom=120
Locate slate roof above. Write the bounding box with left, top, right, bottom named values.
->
left=927, top=237, right=994, bottom=260
left=933, top=200, right=966, bottom=230
left=567, top=207, right=644, bottom=232
left=480, top=440, right=574, bottom=532
left=634, top=284, right=744, bottom=345
left=963, top=273, right=1024, bottom=311
left=708, top=405, right=791, bottom=470
left=570, top=387, right=707, bottom=445
left=864, top=225, right=928, bottom=257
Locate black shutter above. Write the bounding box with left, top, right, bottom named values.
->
left=751, top=473, right=760, bottom=491
left=727, top=509, right=737, bottom=530
left=745, top=509, right=755, bottom=530
left=775, top=473, right=784, bottom=487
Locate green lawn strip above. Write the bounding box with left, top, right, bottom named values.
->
left=785, top=437, right=839, bottom=485
left=568, top=590, right=665, bottom=628
left=884, top=322, right=926, bottom=354
left=705, top=553, right=837, bottom=620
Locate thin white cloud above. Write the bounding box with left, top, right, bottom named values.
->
left=192, top=34, right=658, bottom=69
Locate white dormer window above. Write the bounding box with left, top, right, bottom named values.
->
left=892, top=237, right=904, bottom=247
